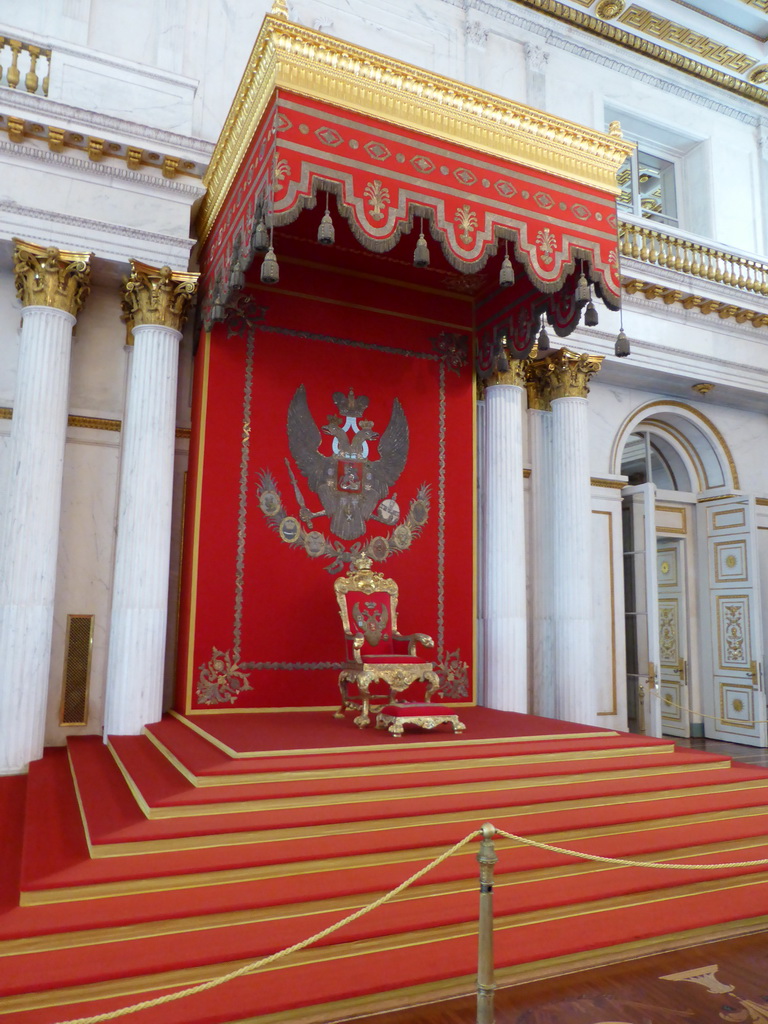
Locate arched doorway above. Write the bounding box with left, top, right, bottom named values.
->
left=614, top=403, right=766, bottom=747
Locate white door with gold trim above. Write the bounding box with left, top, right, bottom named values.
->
left=701, top=496, right=767, bottom=747
left=657, top=539, right=689, bottom=738
left=622, top=484, right=662, bottom=737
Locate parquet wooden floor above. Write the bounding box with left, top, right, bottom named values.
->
left=344, top=736, right=768, bottom=1024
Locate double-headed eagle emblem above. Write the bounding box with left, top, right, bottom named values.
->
left=286, top=385, right=408, bottom=540
left=257, top=385, right=431, bottom=569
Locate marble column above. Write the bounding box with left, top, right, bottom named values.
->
left=548, top=350, right=603, bottom=725
left=481, top=361, right=528, bottom=712
left=0, top=242, right=91, bottom=774
left=526, top=364, right=556, bottom=719
left=103, top=262, right=197, bottom=737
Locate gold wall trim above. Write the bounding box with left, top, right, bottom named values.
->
left=198, top=14, right=633, bottom=246
left=623, top=278, right=768, bottom=329
left=1, top=408, right=191, bottom=439
left=0, top=113, right=205, bottom=180
left=591, top=477, right=626, bottom=489
left=610, top=400, right=740, bottom=491
left=508, top=0, right=768, bottom=106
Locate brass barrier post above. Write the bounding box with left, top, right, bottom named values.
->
left=476, top=822, right=498, bottom=1024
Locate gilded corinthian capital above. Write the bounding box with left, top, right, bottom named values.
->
left=548, top=349, right=604, bottom=400
left=13, top=239, right=92, bottom=315
left=121, top=260, right=199, bottom=334
left=524, top=348, right=603, bottom=408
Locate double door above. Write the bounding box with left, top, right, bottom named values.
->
left=623, top=490, right=767, bottom=745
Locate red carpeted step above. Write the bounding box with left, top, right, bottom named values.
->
left=146, top=713, right=675, bottom=779
left=5, top=711, right=768, bottom=1024
left=173, top=706, right=620, bottom=759
left=4, top=865, right=768, bottom=1024
left=113, top=731, right=730, bottom=810
left=6, top=829, right=768, bottom=1001
left=24, top=737, right=768, bottom=888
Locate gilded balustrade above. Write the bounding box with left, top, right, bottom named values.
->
left=619, top=221, right=768, bottom=298
left=0, top=36, right=50, bottom=96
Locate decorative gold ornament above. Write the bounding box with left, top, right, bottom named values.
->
left=13, top=239, right=92, bottom=315
left=199, top=11, right=634, bottom=246
left=596, top=0, right=625, bottom=19
left=725, top=554, right=737, bottom=569
left=121, top=260, right=199, bottom=334
left=660, top=561, right=670, bottom=575
left=547, top=348, right=604, bottom=400
left=489, top=359, right=527, bottom=389
left=750, top=66, right=768, bottom=85
left=692, top=382, right=714, bottom=395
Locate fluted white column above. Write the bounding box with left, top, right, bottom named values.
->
left=104, top=263, right=197, bottom=737
left=548, top=351, right=603, bottom=726
left=550, top=395, right=595, bottom=723
left=0, top=243, right=91, bottom=774
left=528, top=403, right=555, bottom=719
left=481, top=367, right=527, bottom=712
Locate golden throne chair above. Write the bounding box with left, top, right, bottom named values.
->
left=334, top=555, right=441, bottom=729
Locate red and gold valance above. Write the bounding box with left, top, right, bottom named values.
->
left=196, top=8, right=634, bottom=351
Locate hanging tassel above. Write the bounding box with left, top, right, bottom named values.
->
left=615, top=327, right=630, bottom=357
left=499, top=242, right=514, bottom=287
left=211, top=296, right=225, bottom=321
left=584, top=298, right=599, bottom=327
left=251, top=219, right=269, bottom=253
left=413, top=219, right=430, bottom=267
left=260, top=246, right=279, bottom=285
left=317, top=209, right=335, bottom=245
left=229, top=257, right=244, bottom=291
left=576, top=267, right=590, bottom=303
left=537, top=316, right=550, bottom=352
left=317, top=192, right=335, bottom=245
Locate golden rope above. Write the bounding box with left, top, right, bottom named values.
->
left=52, top=829, right=483, bottom=1024
left=495, top=827, right=768, bottom=870
left=650, top=689, right=768, bottom=726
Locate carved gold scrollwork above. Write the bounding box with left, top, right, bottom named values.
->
left=524, top=347, right=603, bottom=406
left=13, top=239, right=92, bottom=316
left=121, top=259, right=199, bottom=335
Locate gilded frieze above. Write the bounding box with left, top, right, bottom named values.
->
left=506, top=0, right=768, bottom=107
left=616, top=6, right=757, bottom=75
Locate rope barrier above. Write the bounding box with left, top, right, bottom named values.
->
left=50, top=819, right=768, bottom=1024
left=52, top=829, right=483, bottom=1024
left=650, top=688, right=768, bottom=726
left=494, top=827, right=768, bottom=871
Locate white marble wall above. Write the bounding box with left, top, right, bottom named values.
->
left=2, top=0, right=768, bottom=751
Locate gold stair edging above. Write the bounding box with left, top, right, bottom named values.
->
left=8, top=831, right=768, bottom=959
left=105, top=739, right=730, bottom=820
left=144, top=726, right=678, bottom=788
left=6, top=871, right=768, bottom=1015
left=66, top=775, right=768, bottom=862
left=20, top=797, right=768, bottom=905
left=170, top=709, right=620, bottom=759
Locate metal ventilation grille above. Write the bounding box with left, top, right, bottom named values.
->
left=60, top=615, right=94, bottom=726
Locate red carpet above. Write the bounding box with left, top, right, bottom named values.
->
left=2, top=710, right=768, bottom=1024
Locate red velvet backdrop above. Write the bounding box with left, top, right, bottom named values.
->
left=177, top=256, right=476, bottom=713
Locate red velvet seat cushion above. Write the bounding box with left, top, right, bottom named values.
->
left=361, top=655, right=426, bottom=664
left=379, top=704, right=444, bottom=717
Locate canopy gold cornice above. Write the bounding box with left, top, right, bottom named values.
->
left=198, top=11, right=634, bottom=248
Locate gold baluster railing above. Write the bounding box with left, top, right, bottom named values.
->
left=619, top=219, right=768, bottom=303
left=0, top=37, right=51, bottom=95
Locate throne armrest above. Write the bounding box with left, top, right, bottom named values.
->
left=343, top=633, right=366, bottom=664
left=394, top=632, right=435, bottom=657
